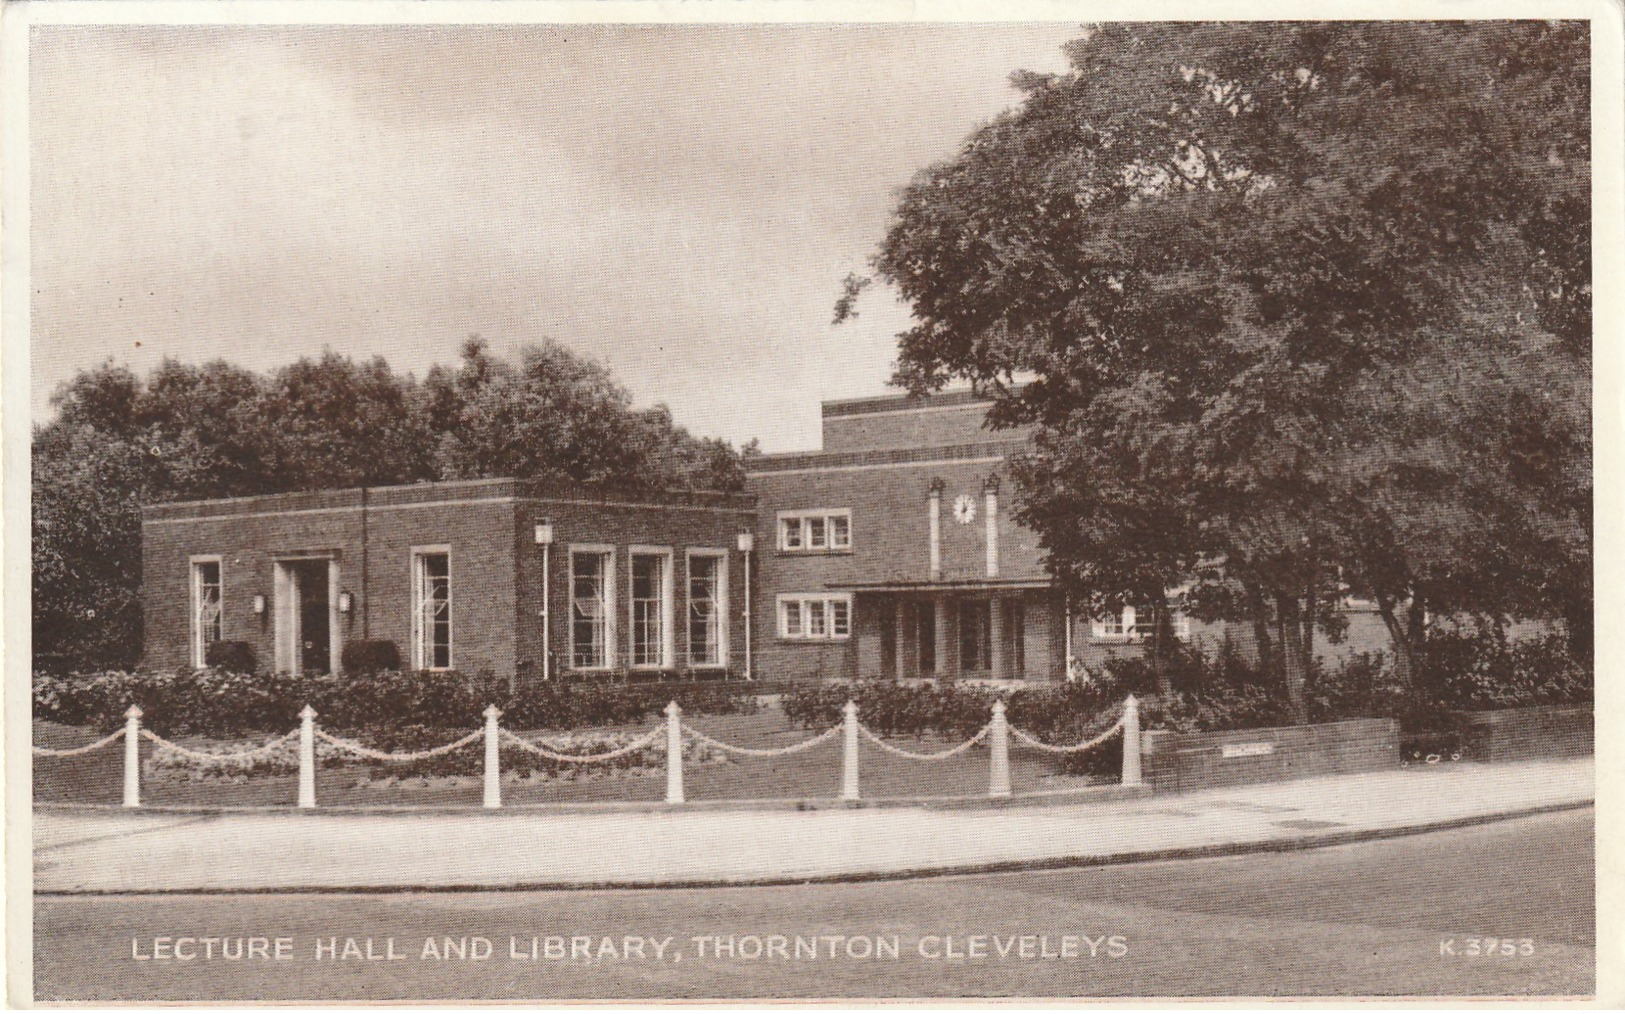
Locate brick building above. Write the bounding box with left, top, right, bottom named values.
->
left=142, top=389, right=1392, bottom=683
left=143, top=478, right=755, bottom=683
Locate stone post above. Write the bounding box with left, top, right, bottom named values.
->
left=841, top=700, right=861, bottom=802
left=483, top=705, right=502, bottom=810
left=298, top=705, right=317, bottom=809
left=665, top=701, right=685, bottom=804
left=988, top=699, right=1012, bottom=798
left=1121, top=694, right=1142, bottom=787
left=122, top=706, right=142, bottom=809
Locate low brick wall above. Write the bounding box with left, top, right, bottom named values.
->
left=1453, top=705, right=1592, bottom=762
left=1140, top=718, right=1399, bottom=794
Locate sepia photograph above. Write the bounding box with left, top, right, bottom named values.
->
left=7, top=3, right=1613, bottom=1004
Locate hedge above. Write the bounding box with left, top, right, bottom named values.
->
left=33, top=667, right=760, bottom=738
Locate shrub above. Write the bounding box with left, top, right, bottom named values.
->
left=203, top=640, right=256, bottom=673
left=33, top=666, right=761, bottom=738
left=341, top=640, right=401, bottom=675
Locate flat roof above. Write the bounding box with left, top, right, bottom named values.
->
left=142, top=475, right=756, bottom=521
left=820, top=387, right=993, bottom=419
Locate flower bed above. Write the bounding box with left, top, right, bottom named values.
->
left=142, top=726, right=727, bottom=785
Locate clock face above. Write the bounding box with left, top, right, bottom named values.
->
left=952, top=494, right=977, bottom=525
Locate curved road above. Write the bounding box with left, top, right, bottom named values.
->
left=33, top=810, right=1592, bottom=1000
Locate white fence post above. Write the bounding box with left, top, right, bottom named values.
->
left=297, top=705, right=317, bottom=809
left=1121, top=694, right=1142, bottom=787
left=665, top=701, right=685, bottom=804
left=483, top=705, right=503, bottom=809
left=841, top=700, right=860, bottom=802
left=988, top=700, right=1012, bottom=798
left=122, top=706, right=142, bottom=808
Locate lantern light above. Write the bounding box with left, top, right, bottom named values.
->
left=338, top=591, right=353, bottom=614
left=736, top=530, right=754, bottom=553
left=534, top=520, right=555, bottom=546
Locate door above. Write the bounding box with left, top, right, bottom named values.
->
left=275, top=558, right=338, bottom=674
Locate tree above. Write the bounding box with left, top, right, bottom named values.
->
left=860, top=22, right=1590, bottom=717
left=34, top=341, right=749, bottom=669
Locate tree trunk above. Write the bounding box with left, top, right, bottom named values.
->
left=1246, top=583, right=1276, bottom=677
left=1148, top=604, right=1176, bottom=697
left=1273, top=592, right=1311, bottom=725
left=1561, top=590, right=1593, bottom=669
left=1375, top=594, right=1426, bottom=690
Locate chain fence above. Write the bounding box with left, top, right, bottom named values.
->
left=499, top=727, right=666, bottom=763
left=31, top=728, right=126, bottom=758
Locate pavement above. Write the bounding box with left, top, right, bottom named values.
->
left=33, top=757, right=1592, bottom=894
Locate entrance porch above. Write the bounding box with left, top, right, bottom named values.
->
left=848, top=585, right=1063, bottom=682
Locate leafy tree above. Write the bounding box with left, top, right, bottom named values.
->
left=859, top=22, right=1590, bottom=718
left=34, top=341, right=747, bottom=669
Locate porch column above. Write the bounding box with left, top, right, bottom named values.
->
left=855, top=597, right=884, bottom=678
left=894, top=598, right=911, bottom=679
left=988, top=594, right=1006, bottom=679
left=935, top=594, right=955, bottom=678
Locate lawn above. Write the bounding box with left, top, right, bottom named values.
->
left=33, top=702, right=1106, bottom=808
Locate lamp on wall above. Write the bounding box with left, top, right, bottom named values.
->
left=736, top=530, right=754, bottom=553
left=534, top=521, right=555, bottom=546
left=338, top=591, right=353, bottom=615
left=252, top=594, right=266, bottom=616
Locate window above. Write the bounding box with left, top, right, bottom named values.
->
left=190, top=558, right=222, bottom=668
left=571, top=548, right=614, bottom=670
left=777, top=594, right=852, bottom=640
left=1090, top=606, right=1191, bottom=644
left=412, top=550, right=452, bottom=670
left=630, top=550, right=672, bottom=669
left=777, top=509, right=853, bottom=553
left=687, top=552, right=726, bottom=668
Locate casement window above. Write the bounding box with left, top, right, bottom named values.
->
left=777, top=509, right=852, bottom=552
left=687, top=551, right=727, bottom=668
left=570, top=547, right=615, bottom=670
left=1090, top=606, right=1191, bottom=644
left=411, top=549, right=452, bottom=670
left=777, top=594, right=852, bottom=641
left=190, top=557, right=223, bottom=668
left=630, top=549, right=674, bottom=669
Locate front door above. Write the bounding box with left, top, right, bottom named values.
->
left=275, top=558, right=337, bottom=673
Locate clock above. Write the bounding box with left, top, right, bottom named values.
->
left=952, top=494, right=977, bottom=525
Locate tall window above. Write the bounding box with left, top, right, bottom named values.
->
left=778, top=509, right=853, bottom=552
left=688, top=553, right=726, bottom=668
left=412, top=550, right=452, bottom=670
left=571, top=549, right=613, bottom=670
left=777, top=594, right=851, bottom=640
left=190, top=558, right=222, bottom=668
left=630, top=551, right=671, bottom=669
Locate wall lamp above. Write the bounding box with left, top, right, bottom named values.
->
left=252, top=594, right=267, bottom=616
left=736, top=530, right=754, bottom=553
left=534, top=520, right=555, bottom=546
left=338, top=591, right=353, bottom=615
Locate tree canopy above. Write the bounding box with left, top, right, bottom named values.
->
left=862, top=21, right=1590, bottom=718
left=33, top=340, right=748, bottom=669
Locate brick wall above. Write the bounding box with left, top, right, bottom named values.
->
left=513, top=495, right=754, bottom=685
left=821, top=392, right=1032, bottom=453
left=1140, top=718, right=1399, bottom=793
left=1453, top=705, right=1593, bottom=762
left=141, top=479, right=755, bottom=685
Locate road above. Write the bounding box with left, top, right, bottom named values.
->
left=32, top=810, right=1592, bottom=1001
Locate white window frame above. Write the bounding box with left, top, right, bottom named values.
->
left=1090, top=605, right=1191, bottom=644
left=189, top=555, right=223, bottom=668
left=569, top=544, right=617, bottom=672
left=776, top=593, right=853, bottom=641
left=685, top=549, right=729, bottom=669
left=777, top=508, right=853, bottom=553
left=410, top=546, right=453, bottom=671
left=628, top=546, right=675, bottom=670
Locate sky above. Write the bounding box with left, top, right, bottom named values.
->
left=29, top=23, right=1080, bottom=452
